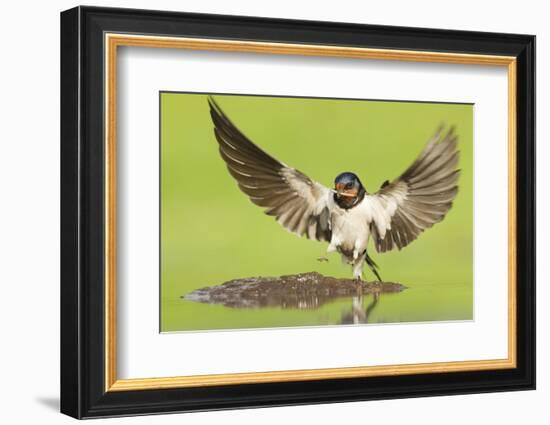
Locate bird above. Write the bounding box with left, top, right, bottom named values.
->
left=208, top=97, right=460, bottom=281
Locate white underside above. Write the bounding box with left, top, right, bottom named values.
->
left=327, top=198, right=372, bottom=278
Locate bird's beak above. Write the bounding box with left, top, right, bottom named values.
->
left=332, top=186, right=356, bottom=198
left=339, top=192, right=357, bottom=198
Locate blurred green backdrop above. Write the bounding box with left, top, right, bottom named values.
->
left=160, top=93, right=473, bottom=332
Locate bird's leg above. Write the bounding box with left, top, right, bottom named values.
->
left=352, top=256, right=365, bottom=280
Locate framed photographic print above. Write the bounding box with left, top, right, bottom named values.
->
left=60, top=6, right=535, bottom=419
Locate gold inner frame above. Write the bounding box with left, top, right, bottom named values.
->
left=104, top=33, right=517, bottom=392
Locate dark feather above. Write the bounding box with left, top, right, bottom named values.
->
left=208, top=97, right=332, bottom=242
left=369, top=126, right=460, bottom=253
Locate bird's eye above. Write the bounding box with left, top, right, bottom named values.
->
left=345, top=183, right=353, bottom=189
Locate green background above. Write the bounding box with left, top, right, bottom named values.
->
left=160, top=93, right=473, bottom=332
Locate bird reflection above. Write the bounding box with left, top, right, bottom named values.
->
left=340, top=293, right=380, bottom=325
left=185, top=274, right=390, bottom=325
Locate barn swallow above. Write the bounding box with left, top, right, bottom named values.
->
left=208, top=97, right=460, bottom=281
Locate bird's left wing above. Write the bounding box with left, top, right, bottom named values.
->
left=209, top=98, right=333, bottom=242
left=363, top=127, right=460, bottom=253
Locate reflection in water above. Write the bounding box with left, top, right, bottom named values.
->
left=184, top=272, right=404, bottom=325
left=171, top=276, right=475, bottom=332
left=340, top=293, right=380, bottom=325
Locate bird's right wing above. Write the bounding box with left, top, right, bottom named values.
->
left=364, top=127, right=460, bottom=253
left=209, top=97, right=333, bottom=242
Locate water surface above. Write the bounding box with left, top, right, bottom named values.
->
left=163, top=280, right=472, bottom=332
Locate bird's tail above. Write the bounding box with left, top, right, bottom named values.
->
left=365, top=253, right=382, bottom=282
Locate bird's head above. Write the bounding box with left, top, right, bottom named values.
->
left=333, top=172, right=365, bottom=209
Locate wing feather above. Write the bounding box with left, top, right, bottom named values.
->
left=209, top=97, right=332, bottom=242
left=367, top=127, right=460, bottom=253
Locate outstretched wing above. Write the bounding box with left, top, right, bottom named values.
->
left=209, top=97, right=333, bottom=242
left=366, top=127, right=460, bottom=253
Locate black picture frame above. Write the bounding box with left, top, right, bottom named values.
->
left=61, top=5, right=535, bottom=419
